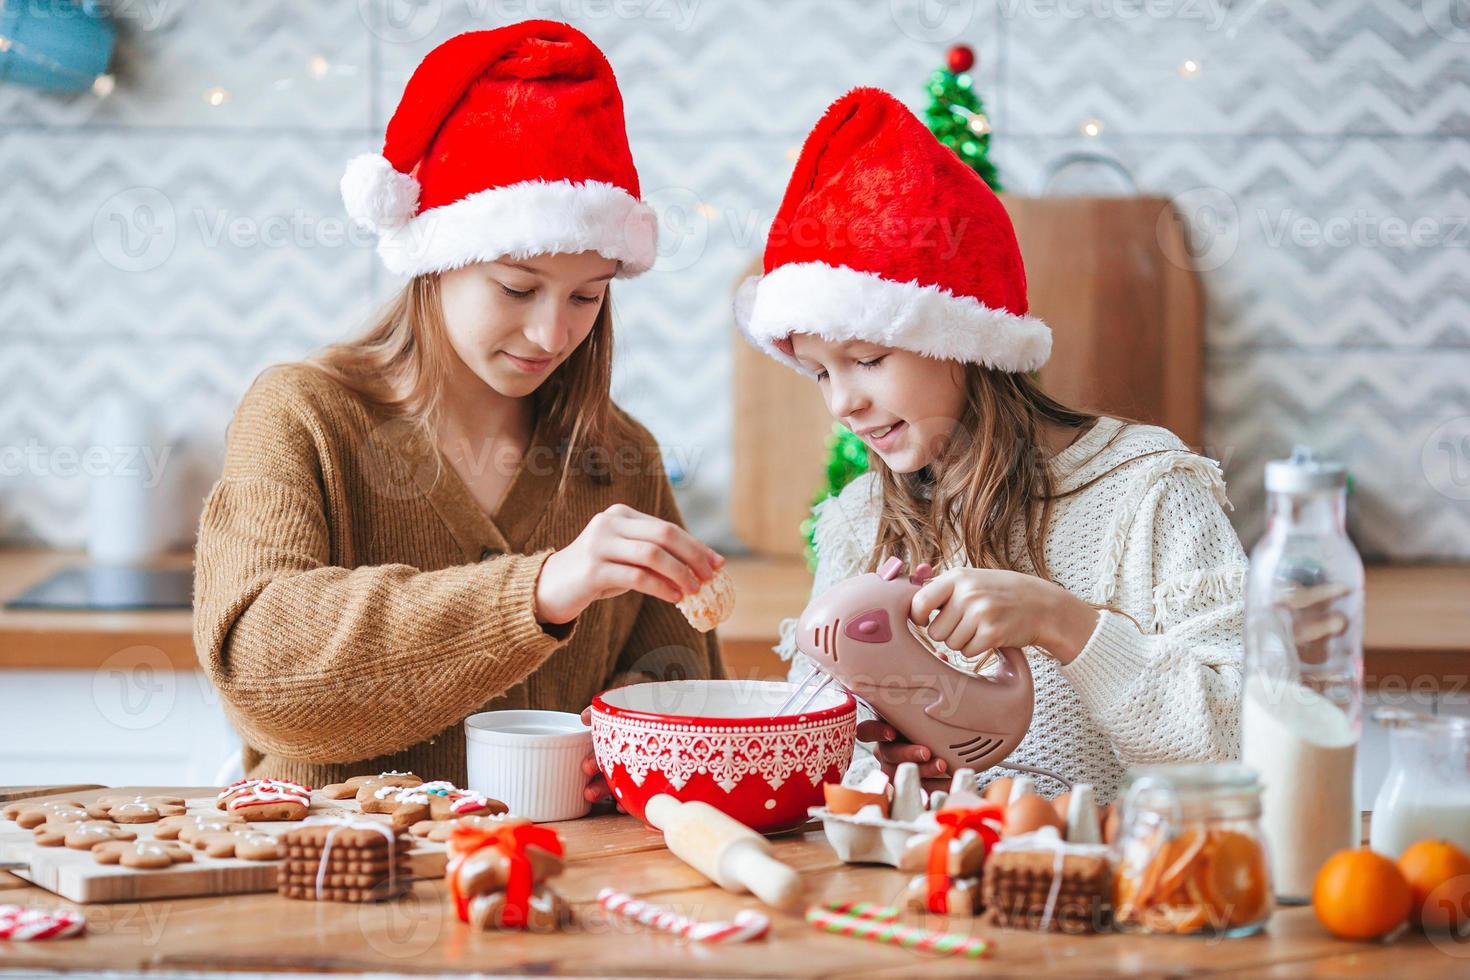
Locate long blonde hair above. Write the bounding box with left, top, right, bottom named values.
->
left=870, top=365, right=1112, bottom=581
left=306, top=272, right=636, bottom=498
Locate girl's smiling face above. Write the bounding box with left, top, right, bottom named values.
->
left=788, top=332, right=968, bottom=474
left=438, top=251, right=618, bottom=398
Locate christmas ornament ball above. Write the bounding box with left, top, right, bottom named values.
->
left=947, top=44, right=976, bottom=73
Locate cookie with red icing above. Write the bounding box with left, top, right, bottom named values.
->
left=216, top=778, right=311, bottom=821
left=361, top=781, right=507, bottom=831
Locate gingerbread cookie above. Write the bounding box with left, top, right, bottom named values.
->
left=362, top=781, right=506, bottom=831
left=409, top=813, right=520, bottom=842
left=469, top=885, right=570, bottom=933
left=154, top=812, right=247, bottom=841
left=277, top=818, right=410, bottom=903
left=86, top=794, right=186, bottom=824
left=191, top=829, right=284, bottom=861
left=446, top=818, right=568, bottom=932
left=34, top=820, right=136, bottom=850
left=216, top=778, right=311, bottom=821
left=93, top=840, right=194, bottom=870
left=676, top=567, right=735, bottom=632
left=3, top=800, right=91, bottom=829
left=320, top=771, right=422, bottom=802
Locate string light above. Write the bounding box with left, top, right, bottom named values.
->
left=309, top=54, right=329, bottom=79
left=91, top=74, right=114, bottom=97
left=204, top=87, right=229, bottom=107
left=1179, top=58, right=1201, bottom=77
left=1079, top=117, right=1104, bottom=137
left=0, top=36, right=11, bottom=53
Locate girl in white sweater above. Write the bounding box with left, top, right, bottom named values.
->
left=735, top=88, right=1246, bottom=804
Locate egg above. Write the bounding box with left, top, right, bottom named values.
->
left=1003, top=794, right=1065, bottom=838
left=823, top=783, right=889, bottom=818
left=982, top=776, right=1013, bottom=806
left=1102, top=803, right=1120, bottom=844
left=1051, top=791, right=1071, bottom=825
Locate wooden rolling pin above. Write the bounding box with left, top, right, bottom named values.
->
left=644, top=795, right=804, bottom=912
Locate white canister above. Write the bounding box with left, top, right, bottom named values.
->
left=464, top=709, right=592, bottom=823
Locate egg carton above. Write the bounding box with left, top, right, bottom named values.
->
left=807, top=762, right=971, bottom=867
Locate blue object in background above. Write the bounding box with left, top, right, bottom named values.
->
left=0, top=0, right=114, bottom=92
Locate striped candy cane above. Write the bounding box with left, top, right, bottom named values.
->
left=597, top=888, right=769, bottom=943
left=805, top=906, right=990, bottom=959
left=0, top=904, right=86, bottom=941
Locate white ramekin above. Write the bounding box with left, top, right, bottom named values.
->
left=463, top=709, right=593, bottom=822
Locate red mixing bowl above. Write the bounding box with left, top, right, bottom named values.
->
left=590, top=679, right=856, bottom=834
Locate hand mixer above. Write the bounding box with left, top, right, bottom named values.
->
left=777, top=556, right=1067, bottom=787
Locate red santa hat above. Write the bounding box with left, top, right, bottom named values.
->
left=735, top=88, right=1050, bottom=373
left=340, top=21, right=657, bottom=278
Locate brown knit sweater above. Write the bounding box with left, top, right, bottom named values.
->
left=193, top=363, right=724, bottom=788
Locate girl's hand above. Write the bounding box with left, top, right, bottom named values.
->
left=856, top=719, right=950, bottom=794
left=579, top=707, right=621, bottom=811
left=535, top=503, right=724, bottom=625
left=910, top=568, right=1099, bottom=665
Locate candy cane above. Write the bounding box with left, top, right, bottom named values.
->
left=805, top=906, right=990, bottom=958
left=597, top=888, right=769, bottom=944
left=0, top=904, right=86, bottom=941
left=819, top=900, right=900, bottom=921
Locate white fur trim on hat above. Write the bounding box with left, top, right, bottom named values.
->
left=735, top=261, right=1052, bottom=374
left=340, top=154, right=421, bottom=233
left=371, top=178, right=658, bottom=278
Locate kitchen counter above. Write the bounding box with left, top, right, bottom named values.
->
left=4, top=548, right=1470, bottom=690
left=0, top=787, right=1460, bottom=977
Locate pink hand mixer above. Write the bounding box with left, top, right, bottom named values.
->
left=779, top=556, right=1066, bottom=785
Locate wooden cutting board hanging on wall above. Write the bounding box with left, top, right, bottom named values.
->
left=730, top=195, right=1204, bottom=559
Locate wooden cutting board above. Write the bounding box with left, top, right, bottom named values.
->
left=0, top=786, right=449, bottom=904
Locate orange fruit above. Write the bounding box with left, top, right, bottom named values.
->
left=1201, top=830, right=1271, bottom=927
left=1396, top=838, right=1470, bottom=930
left=1312, top=848, right=1412, bottom=941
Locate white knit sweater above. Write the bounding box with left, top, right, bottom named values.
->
left=775, top=417, right=1248, bottom=804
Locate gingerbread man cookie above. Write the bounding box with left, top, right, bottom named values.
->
left=216, top=778, right=311, bottom=821
left=33, top=820, right=137, bottom=850
left=93, top=840, right=194, bottom=870
left=3, top=800, right=91, bottom=829
left=409, top=812, right=520, bottom=842
left=320, top=771, right=422, bottom=802
left=362, top=781, right=507, bottom=830
left=190, top=829, right=284, bottom=861
left=86, top=794, right=186, bottom=824
left=154, top=812, right=247, bottom=841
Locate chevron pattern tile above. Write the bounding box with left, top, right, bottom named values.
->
left=2, top=0, right=1468, bottom=560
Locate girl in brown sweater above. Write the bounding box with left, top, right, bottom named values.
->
left=193, top=22, right=724, bottom=792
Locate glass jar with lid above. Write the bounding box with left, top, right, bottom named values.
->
left=1369, top=707, right=1470, bottom=860
left=1113, top=763, right=1274, bottom=937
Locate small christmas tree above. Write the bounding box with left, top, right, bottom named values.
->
left=923, top=44, right=1001, bottom=191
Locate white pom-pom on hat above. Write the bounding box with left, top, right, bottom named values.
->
left=340, top=153, right=419, bottom=232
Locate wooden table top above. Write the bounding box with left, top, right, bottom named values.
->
left=0, top=787, right=1463, bottom=977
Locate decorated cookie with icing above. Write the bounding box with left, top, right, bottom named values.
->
left=216, top=778, right=311, bottom=821
left=190, top=829, right=284, bottom=861
left=3, top=800, right=91, bottom=829
left=93, top=839, right=194, bottom=870
left=361, top=780, right=507, bottom=831
left=319, top=771, right=423, bottom=802
left=154, top=812, right=247, bottom=840
left=86, top=794, right=187, bottom=824
left=33, top=820, right=137, bottom=850
left=409, top=812, right=521, bottom=842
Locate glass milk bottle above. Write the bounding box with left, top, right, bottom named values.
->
left=1240, top=447, right=1364, bottom=904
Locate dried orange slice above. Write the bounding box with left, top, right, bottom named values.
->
left=1154, top=828, right=1208, bottom=899
left=1200, top=830, right=1270, bottom=926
